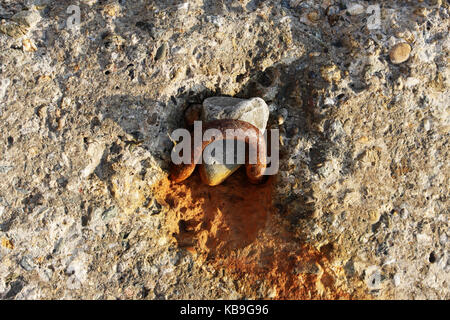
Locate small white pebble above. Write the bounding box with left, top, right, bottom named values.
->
left=267, top=287, right=277, bottom=298
left=324, top=97, right=335, bottom=105
left=439, top=233, right=447, bottom=245
left=393, top=273, right=401, bottom=286
left=177, top=2, right=189, bottom=11
left=347, top=3, right=365, bottom=16
left=0, top=78, right=10, bottom=101
left=158, top=236, right=168, bottom=246
left=424, top=119, right=431, bottom=131
left=404, top=77, right=420, bottom=88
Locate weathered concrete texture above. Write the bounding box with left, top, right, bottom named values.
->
left=0, top=0, right=448, bottom=299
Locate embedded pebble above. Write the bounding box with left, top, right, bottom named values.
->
left=22, top=38, right=37, bottom=52
left=278, top=108, right=288, bottom=125
left=11, top=10, right=41, bottom=28
left=103, top=3, right=121, bottom=17
left=389, top=43, right=412, bottom=64
left=155, top=42, right=168, bottom=61
left=347, top=3, right=365, bottom=16
left=202, top=97, right=269, bottom=133
left=423, top=119, right=431, bottom=131
left=102, top=207, right=118, bottom=221
left=307, top=11, right=320, bottom=23
left=320, top=64, right=341, bottom=83
left=0, top=79, right=10, bottom=101
left=0, top=22, right=28, bottom=38
left=19, top=256, right=35, bottom=271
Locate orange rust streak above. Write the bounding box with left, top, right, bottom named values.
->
left=152, top=170, right=363, bottom=299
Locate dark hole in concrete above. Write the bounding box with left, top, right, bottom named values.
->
left=429, top=252, right=436, bottom=263
left=7, top=136, right=13, bottom=147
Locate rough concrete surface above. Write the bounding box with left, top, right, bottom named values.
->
left=0, top=0, right=448, bottom=299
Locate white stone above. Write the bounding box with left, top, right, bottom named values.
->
left=202, top=97, right=269, bottom=133
left=347, top=3, right=365, bottom=16
left=423, top=119, right=431, bottom=131
left=81, top=0, right=97, bottom=6
left=81, top=141, right=105, bottom=178
left=66, top=252, right=89, bottom=290
left=200, top=97, right=270, bottom=185
left=0, top=78, right=10, bottom=101
left=404, top=77, right=420, bottom=88
left=177, top=2, right=189, bottom=11
left=11, top=9, right=41, bottom=28
left=393, top=273, right=401, bottom=286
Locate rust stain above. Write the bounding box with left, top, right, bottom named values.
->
left=152, top=169, right=366, bottom=299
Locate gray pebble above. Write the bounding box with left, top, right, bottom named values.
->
left=155, top=42, right=168, bottom=61
left=20, top=256, right=35, bottom=271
